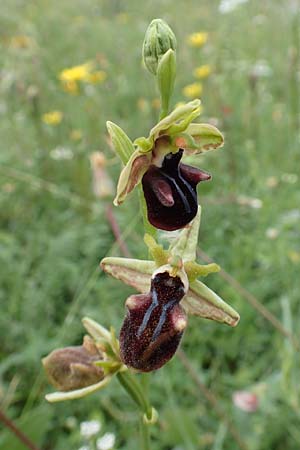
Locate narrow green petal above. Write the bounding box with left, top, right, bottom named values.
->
left=144, top=234, right=169, bottom=266
left=182, top=280, right=240, bottom=327
left=45, top=376, right=112, bottom=402
left=184, top=261, right=220, bottom=281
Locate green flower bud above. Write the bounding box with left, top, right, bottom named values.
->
left=143, top=19, right=177, bottom=75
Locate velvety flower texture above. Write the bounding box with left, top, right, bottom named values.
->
left=120, top=271, right=187, bottom=372
left=108, top=99, right=224, bottom=232
left=142, top=149, right=211, bottom=231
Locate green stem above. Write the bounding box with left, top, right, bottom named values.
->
left=117, top=372, right=152, bottom=419
left=140, top=416, right=151, bottom=450
left=159, top=106, right=169, bottom=120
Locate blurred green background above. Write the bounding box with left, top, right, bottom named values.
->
left=0, top=0, right=299, bottom=449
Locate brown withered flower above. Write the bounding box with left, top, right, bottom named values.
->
left=42, top=335, right=104, bottom=392
left=43, top=318, right=124, bottom=402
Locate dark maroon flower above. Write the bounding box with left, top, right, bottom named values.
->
left=142, top=150, right=211, bottom=231
left=120, top=271, right=188, bottom=372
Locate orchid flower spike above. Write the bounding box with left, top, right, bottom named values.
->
left=101, top=206, right=239, bottom=372
left=107, top=100, right=224, bottom=231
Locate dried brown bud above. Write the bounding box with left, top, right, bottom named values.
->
left=42, top=336, right=104, bottom=391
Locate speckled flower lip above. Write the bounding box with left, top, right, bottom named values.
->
left=120, top=271, right=187, bottom=372
left=142, top=149, right=211, bottom=231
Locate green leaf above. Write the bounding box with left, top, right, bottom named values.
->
left=157, top=49, right=176, bottom=119
left=106, top=121, right=135, bottom=164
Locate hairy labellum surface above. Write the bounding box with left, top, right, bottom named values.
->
left=120, top=272, right=187, bottom=372
left=142, top=149, right=211, bottom=231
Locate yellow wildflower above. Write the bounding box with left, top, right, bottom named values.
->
left=137, top=98, right=148, bottom=112
left=182, top=82, right=203, bottom=99
left=42, top=111, right=63, bottom=125
left=187, top=32, right=208, bottom=48
left=62, top=80, right=79, bottom=95
left=116, top=13, right=129, bottom=24
left=10, top=35, right=33, bottom=49
left=59, top=62, right=93, bottom=83
left=151, top=98, right=161, bottom=110
left=70, top=129, right=83, bottom=141
left=288, top=251, right=300, bottom=264
left=193, top=64, right=212, bottom=79
left=85, top=70, right=107, bottom=84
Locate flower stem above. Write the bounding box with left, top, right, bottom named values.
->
left=139, top=416, right=151, bottom=450
left=116, top=372, right=154, bottom=450
left=117, top=372, right=152, bottom=418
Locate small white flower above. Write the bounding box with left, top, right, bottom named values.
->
left=50, top=146, right=74, bottom=160
left=78, top=446, right=90, bottom=450
left=250, top=198, right=263, bottom=209
left=251, top=60, right=272, bottom=78
left=96, top=432, right=116, bottom=450
left=80, top=420, right=102, bottom=439
left=219, top=0, right=248, bottom=14
left=237, top=196, right=263, bottom=209
left=265, top=228, right=279, bottom=240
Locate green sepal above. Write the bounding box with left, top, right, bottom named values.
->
left=106, top=121, right=135, bottom=164
left=170, top=132, right=198, bottom=151
left=157, top=49, right=176, bottom=119
left=101, top=256, right=153, bottom=293
left=113, top=149, right=152, bottom=205
left=182, top=280, right=240, bottom=327
left=45, top=376, right=112, bottom=403
left=169, top=205, right=201, bottom=262
left=184, top=123, right=224, bottom=153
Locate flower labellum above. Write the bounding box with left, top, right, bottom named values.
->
left=120, top=268, right=188, bottom=372
left=142, top=149, right=211, bottom=231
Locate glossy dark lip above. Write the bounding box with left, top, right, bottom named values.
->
left=142, top=149, right=211, bottom=231
left=120, top=272, right=187, bottom=372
